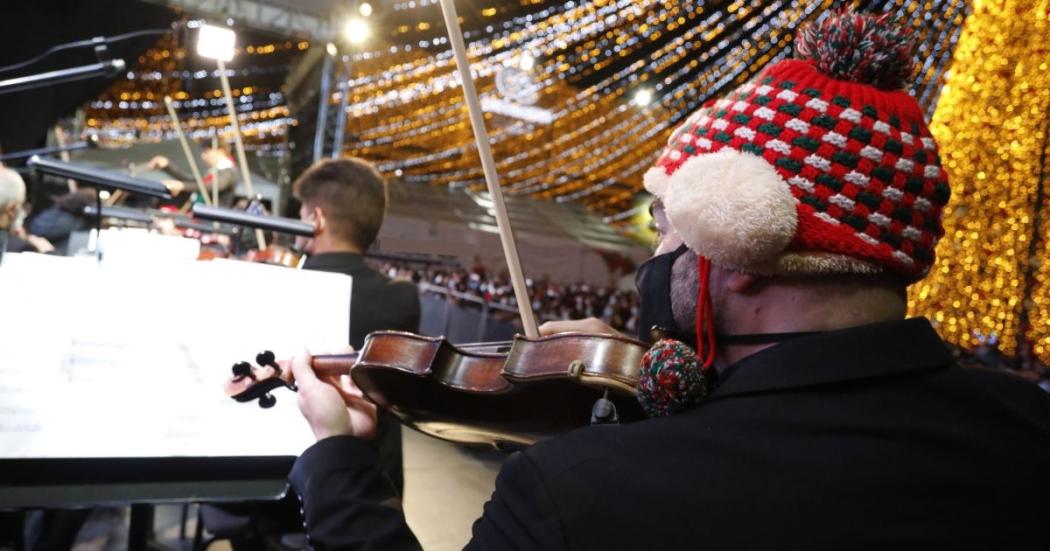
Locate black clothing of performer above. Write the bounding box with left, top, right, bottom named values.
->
left=289, top=318, right=1050, bottom=550
left=2, top=232, right=36, bottom=253
left=300, top=251, right=421, bottom=491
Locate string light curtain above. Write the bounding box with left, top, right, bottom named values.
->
left=83, top=1, right=968, bottom=209
left=339, top=0, right=968, bottom=213
left=83, top=33, right=303, bottom=153
left=908, top=0, right=1050, bottom=362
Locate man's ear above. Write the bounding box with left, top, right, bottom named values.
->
left=312, top=206, right=327, bottom=234
left=0, top=200, right=15, bottom=224
left=726, top=271, right=761, bottom=294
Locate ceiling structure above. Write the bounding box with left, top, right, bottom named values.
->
left=81, top=0, right=970, bottom=219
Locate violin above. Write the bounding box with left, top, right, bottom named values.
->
left=240, top=244, right=305, bottom=268
left=224, top=0, right=652, bottom=449
left=225, top=331, right=647, bottom=448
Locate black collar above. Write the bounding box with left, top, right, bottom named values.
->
left=710, top=318, right=953, bottom=400
left=301, top=252, right=368, bottom=274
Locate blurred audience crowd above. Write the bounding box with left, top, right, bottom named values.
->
left=373, top=257, right=640, bottom=334
left=375, top=258, right=1050, bottom=394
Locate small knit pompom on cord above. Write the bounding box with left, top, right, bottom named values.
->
left=794, top=10, right=917, bottom=90
left=637, top=339, right=710, bottom=418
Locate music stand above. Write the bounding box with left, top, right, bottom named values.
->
left=28, top=156, right=171, bottom=260
left=191, top=204, right=315, bottom=236
left=192, top=203, right=314, bottom=257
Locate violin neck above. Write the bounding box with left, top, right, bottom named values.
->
left=311, top=353, right=358, bottom=377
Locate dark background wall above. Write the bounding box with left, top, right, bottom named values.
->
left=0, top=0, right=176, bottom=160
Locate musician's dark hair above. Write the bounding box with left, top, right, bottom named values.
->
left=293, top=157, right=387, bottom=251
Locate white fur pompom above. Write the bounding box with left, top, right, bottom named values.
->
left=643, top=165, right=670, bottom=198
left=661, top=149, right=798, bottom=270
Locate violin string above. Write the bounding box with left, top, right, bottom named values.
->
left=314, top=340, right=514, bottom=359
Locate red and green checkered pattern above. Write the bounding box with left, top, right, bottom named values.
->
left=652, top=59, right=949, bottom=281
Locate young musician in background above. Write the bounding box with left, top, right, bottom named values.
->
left=294, top=156, right=421, bottom=492
left=204, top=157, right=420, bottom=547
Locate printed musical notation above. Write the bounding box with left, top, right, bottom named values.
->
left=0, top=252, right=350, bottom=459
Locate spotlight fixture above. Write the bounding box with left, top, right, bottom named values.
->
left=632, top=88, right=653, bottom=107
left=196, top=24, right=236, bottom=62
left=345, top=18, right=370, bottom=45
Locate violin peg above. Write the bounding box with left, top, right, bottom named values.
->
left=231, top=361, right=254, bottom=380
left=258, top=393, right=277, bottom=408
left=256, top=350, right=277, bottom=367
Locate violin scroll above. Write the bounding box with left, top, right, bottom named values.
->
left=224, top=350, right=296, bottom=408
left=224, top=349, right=357, bottom=408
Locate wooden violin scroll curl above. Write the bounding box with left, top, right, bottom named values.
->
left=224, top=331, right=648, bottom=448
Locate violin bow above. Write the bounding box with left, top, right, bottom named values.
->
left=437, top=0, right=540, bottom=338
left=163, top=96, right=212, bottom=208
left=214, top=59, right=267, bottom=249
left=52, top=125, right=77, bottom=193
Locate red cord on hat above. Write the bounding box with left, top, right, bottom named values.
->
left=696, top=256, right=716, bottom=370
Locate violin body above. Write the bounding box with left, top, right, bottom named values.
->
left=240, top=245, right=304, bottom=267
left=351, top=331, right=647, bottom=448
left=225, top=330, right=649, bottom=449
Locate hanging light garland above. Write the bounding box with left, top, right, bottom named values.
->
left=82, top=1, right=968, bottom=213
left=84, top=32, right=300, bottom=151
left=327, top=0, right=969, bottom=213
left=908, top=0, right=1050, bottom=364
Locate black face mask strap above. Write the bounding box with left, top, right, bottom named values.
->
left=716, top=331, right=821, bottom=345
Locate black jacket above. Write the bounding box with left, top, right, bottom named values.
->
left=289, top=318, right=1050, bottom=550
left=302, top=252, right=420, bottom=493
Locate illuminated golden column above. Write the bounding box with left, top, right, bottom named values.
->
left=909, top=0, right=1050, bottom=360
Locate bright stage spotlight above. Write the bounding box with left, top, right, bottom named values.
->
left=197, top=24, right=236, bottom=62
left=632, top=88, right=653, bottom=107
left=520, top=53, right=535, bottom=71
left=359, top=2, right=373, bottom=17
left=345, top=18, right=371, bottom=44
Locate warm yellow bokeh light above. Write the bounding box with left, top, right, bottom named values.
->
left=909, top=0, right=1050, bottom=362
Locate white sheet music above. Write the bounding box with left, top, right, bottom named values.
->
left=0, top=252, right=350, bottom=458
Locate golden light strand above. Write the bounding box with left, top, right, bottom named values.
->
left=909, top=0, right=1050, bottom=362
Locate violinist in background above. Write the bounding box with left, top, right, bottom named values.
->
left=295, top=158, right=421, bottom=349
left=282, top=12, right=1050, bottom=549
left=26, top=188, right=93, bottom=254
left=147, top=141, right=238, bottom=207
left=0, top=167, right=54, bottom=254
left=293, top=156, right=420, bottom=491
left=203, top=157, right=420, bottom=547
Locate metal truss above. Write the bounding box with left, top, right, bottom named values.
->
left=138, top=0, right=335, bottom=40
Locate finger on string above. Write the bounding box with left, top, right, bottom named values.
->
left=328, top=377, right=365, bottom=405
left=289, top=347, right=319, bottom=384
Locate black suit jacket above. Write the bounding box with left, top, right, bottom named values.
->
left=290, top=318, right=1050, bottom=550
left=302, top=252, right=420, bottom=493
